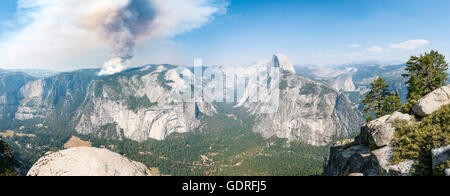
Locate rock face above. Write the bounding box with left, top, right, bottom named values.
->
left=2, top=57, right=364, bottom=146
left=431, top=145, right=450, bottom=169
left=322, top=141, right=383, bottom=176
left=237, top=55, right=364, bottom=146
left=27, top=147, right=153, bottom=176
left=329, top=73, right=356, bottom=92
left=0, top=72, right=35, bottom=119
left=15, top=70, right=97, bottom=121
left=272, top=54, right=296, bottom=74
left=324, top=112, right=415, bottom=176
left=413, top=84, right=450, bottom=117
left=1, top=66, right=214, bottom=142
left=75, top=65, right=215, bottom=141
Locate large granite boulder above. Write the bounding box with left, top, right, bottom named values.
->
left=372, top=146, right=415, bottom=176
left=324, top=142, right=415, bottom=176
left=355, top=112, right=412, bottom=150
left=27, top=147, right=154, bottom=176
left=324, top=111, right=415, bottom=176
left=412, top=85, right=450, bottom=117
left=323, top=142, right=383, bottom=176
left=431, top=145, right=450, bottom=169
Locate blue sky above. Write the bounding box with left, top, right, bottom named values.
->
left=0, top=1, right=16, bottom=21
left=1, top=0, right=450, bottom=70
left=174, top=0, right=450, bottom=66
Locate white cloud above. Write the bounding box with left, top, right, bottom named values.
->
left=389, top=39, right=430, bottom=51
left=348, top=44, right=360, bottom=48
left=366, top=46, right=383, bottom=53
left=0, top=0, right=228, bottom=71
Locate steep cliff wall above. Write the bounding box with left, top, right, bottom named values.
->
left=75, top=65, right=216, bottom=141
left=237, top=55, right=364, bottom=146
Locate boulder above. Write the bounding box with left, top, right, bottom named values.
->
left=355, top=112, right=411, bottom=150
left=323, top=143, right=383, bottom=176
left=324, top=111, right=415, bottom=176
left=412, top=85, right=450, bottom=117
left=445, top=168, right=450, bottom=176
left=431, top=145, right=450, bottom=169
left=388, top=111, right=413, bottom=122
left=372, top=146, right=394, bottom=170
left=355, top=115, right=393, bottom=149
left=372, top=145, right=415, bottom=176
left=324, top=141, right=417, bottom=176
left=387, top=160, right=415, bottom=176
left=27, top=147, right=154, bottom=176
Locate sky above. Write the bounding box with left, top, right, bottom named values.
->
left=1, top=0, right=450, bottom=71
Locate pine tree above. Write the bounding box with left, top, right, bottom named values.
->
left=402, top=50, right=448, bottom=113
left=381, top=90, right=402, bottom=116
left=362, top=77, right=390, bottom=119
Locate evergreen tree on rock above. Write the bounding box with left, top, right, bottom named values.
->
left=402, top=50, right=448, bottom=113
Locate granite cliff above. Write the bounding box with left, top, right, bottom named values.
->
left=237, top=55, right=364, bottom=146
left=75, top=65, right=216, bottom=141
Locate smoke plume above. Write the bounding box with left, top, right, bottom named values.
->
left=0, top=0, right=227, bottom=73
left=90, top=0, right=156, bottom=75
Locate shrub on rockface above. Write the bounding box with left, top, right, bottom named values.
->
left=392, top=104, right=450, bottom=176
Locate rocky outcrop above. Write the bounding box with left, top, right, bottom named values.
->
left=372, top=146, right=415, bottom=176
left=322, top=141, right=383, bottom=176
left=412, top=84, right=450, bottom=117
left=323, top=140, right=415, bottom=176
left=324, top=111, right=416, bottom=176
left=431, top=145, right=450, bottom=169
left=27, top=147, right=154, bottom=176
left=324, top=82, right=450, bottom=176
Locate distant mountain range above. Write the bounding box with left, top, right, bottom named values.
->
left=297, top=63, right=408, bottom=109
left=1, top=55, right=363, bottom=145
left=3, top=55, right=446, bottom=176
left=0, top=69, right=58, bottom=78
left=296, top=63, right=450, bottom=105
